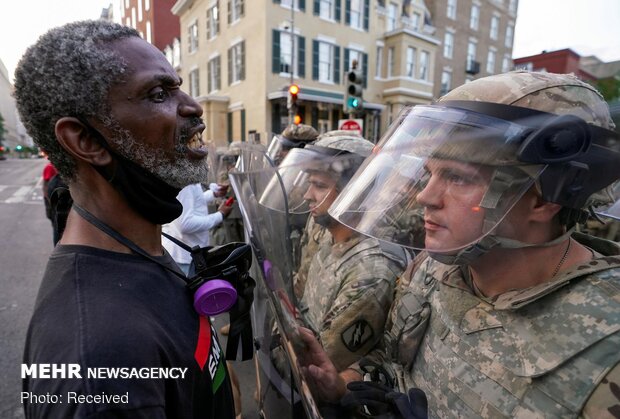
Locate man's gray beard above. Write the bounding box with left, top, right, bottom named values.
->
left=104, top=121, right=209, bottom=188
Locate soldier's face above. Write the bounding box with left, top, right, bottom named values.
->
left=304, top=172, right=339, bottom=219
left=415, top=159, right=491, bottom=251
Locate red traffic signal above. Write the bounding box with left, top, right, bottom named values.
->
left=293, top=114, right=302, bottom=125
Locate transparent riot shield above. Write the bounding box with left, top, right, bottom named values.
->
left=229, top=144, right=321, bottom=419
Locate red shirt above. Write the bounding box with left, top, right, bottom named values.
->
left=42, top=163, right=57, bottom=181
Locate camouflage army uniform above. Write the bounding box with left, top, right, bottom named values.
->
left=294, top=216, right=332, bottom=299
left=299, top=234, right=405, bottom=372
left=357, top=232, right=620, bottom=418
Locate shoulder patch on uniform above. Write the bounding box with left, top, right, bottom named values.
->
left=341, top=320, right=374, bottom=352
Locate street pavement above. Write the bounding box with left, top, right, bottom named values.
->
left=0, top=158, right=260, bottom=419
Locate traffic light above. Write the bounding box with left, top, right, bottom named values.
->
left=344, top=68, right=363, bottom=114
left=15, top=145, right=23, bottom=152
left=293, top=114, right=302, bottom=125
left=288, top=84, right=300, bottom=110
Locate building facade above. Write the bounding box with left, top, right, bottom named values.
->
left=513, top=48, right=596, bottom=80
left=425, top=0, right=517, bottom=97
left=170, top=0, right=440, bottom=146
left=119, top=0, right=181, bottom=53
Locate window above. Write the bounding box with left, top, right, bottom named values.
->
left=502, top=55, right=511, bottom=72
left=440, top=71, right=452, bottom=95
left=387, top=2, right=398, bottom=31
left=505, top=25, right=514, bottom=48
left=207, top=3, right=220, bottom=40
left=375, top=46, right=383, bottom=78
left=490, top=15, right=499, bottom=40
left=146, top=21, right=152, bottom=44
left=406, top=47, right=416, bottom=78
left=443, top=32, right=454, bottom=59
left=228, top=41, right=245, bottom=84
left=208, top=56, right=221, bottom=92
left=145, top=0, right=150, bottom=11
left=318, top=42, right=334, bottom=82
left=138, top=0, right=143, bottom=21
left=281, top=0, right=298, bottom=8
left=508, top=0, right=517, bottom=14
left=172, top=38, right=181, bottom=68
left=320, top=0, right=334, bottom=19
left=487, top=50, right=496, bottom=73
left=348, top=49, right=363, bottom=71
left=411, top=12, right=421, bottom=31
left=470, top=4, right=479, bottom=30
left=280, top=31, right=298, bottom=75
left=229, top=0, right=244, bottom=24
left=350, top=0, right=364, bottom=29
left=419, top=50, right=429, bottom=80
left=446, top=0, right=457, bottom=19
left=188, top=21, right=198, bottom=53
left=387, top=47, right=394, bottom=77
left=164, top=46, right=173, bottom=66
left=467, top=41, right=476, bottom=64
left=189, top=68, right=200, bottom=97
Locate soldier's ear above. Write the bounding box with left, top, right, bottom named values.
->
left=529, top=194, right=562, bottom=223
left=55, top=117, right=112, bottom=166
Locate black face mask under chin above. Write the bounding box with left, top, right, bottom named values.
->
left=83, top=121, right=183, bottom=225
left=314, top=213, right=338, bottom=229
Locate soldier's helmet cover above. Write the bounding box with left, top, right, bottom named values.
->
left=260, top=131, right=374, bottom=214
left=328, top=71, right=620, bottom=263
left=267, top=124, right=319, bottom=165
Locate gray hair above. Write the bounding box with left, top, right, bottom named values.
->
left=13, top=20, right=140, bottom=180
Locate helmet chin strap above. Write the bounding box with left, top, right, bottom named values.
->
left=429, top=228, right=575, bottom=266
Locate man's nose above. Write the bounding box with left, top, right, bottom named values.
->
left=178, top=92, right=203, bottom=117
left=416, top=175, right=442, bottom=208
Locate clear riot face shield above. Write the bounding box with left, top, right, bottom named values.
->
left=329, top=105, right=545, bottom=254
left=329, top=103, right=620, bottom=256
left=228, top=144, right=322, bottom=419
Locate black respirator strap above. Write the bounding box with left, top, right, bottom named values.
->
left=72, top=203, right=189, bottom=283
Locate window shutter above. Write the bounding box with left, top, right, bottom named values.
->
left=344, top=48, right=350, bottom=71
left=216, top=57, right=221, bottom=90
left=272, top=103, right=281, bottom=135
left=299, top=0, right=305, bottom=12
left=228, top=47, right=232, bottom=85
left=206, top=9, right=211, bottom=39
left=208, top=62, right=212, bottom=93
left=227, top=112, right=233, bottom=143
left=313, top=0, right=319, bottom=15
left=241, top=109, right=246, bottom=142
left=335, top=0, right=341, bottom=21
left=227, top=0, right=232, bottom=24
left=298, top=36, right=306, bottom=78
left=362, top=52, right=368, bottom=87
left=216, top=1, right=220, bottom=34
left=273, top=0, right=281, bottom=3
left=311, top=107, right=319, bottom=128
left=363, top=0, right=369, bottom=30
left=240, top=41, right=246, bottom=80
left=334, top=45, right=340, bottom=84
left=312, top=40, right=319, bottom=80
left=272, top=30, right=281, bottom=73
left=240, top=0, right=245, bottom=17
left=345, top=0, right=350, bottom=25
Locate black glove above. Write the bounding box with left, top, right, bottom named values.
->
left=340, top=381, right=428, bottom=419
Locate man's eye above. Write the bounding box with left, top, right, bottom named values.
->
left=149, top=88, right=169, bottom=102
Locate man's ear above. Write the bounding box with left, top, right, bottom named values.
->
left=55, top=117, right=112, bottom=166
left=529, top=193, right=563, bottom=223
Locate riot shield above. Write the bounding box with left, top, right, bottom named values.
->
left=229, top=144, right=321, bottom=419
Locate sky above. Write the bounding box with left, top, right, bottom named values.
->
left=1, top=0, right=619, bottom=83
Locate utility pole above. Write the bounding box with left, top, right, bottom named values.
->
left=288, top=3, right=296, bottom=125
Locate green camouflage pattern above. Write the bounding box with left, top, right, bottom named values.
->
left=294, top=216, right=332, bottom=299
left=313, top=131, right=374, bottom=157
left=282, top=123, right=319, bottom=142
left=299, top=234, right=403, bottom=372
left=439, top=70, right=615, bottom=130
left=373, top=233, right=620, bottom=418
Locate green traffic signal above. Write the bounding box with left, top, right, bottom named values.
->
left=16, top=145, right=23, bottom=151
left=348, top=97, right=360, bottom=109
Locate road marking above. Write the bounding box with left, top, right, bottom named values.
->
left=5, top=186, right=33, bottom=203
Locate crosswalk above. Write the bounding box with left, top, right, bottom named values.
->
left=0, top=178, right=44, bottom=205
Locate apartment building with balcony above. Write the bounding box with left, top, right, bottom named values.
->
left=170, top=0, right=439, bottom=146
left=425, top=0, right=517, bottom=97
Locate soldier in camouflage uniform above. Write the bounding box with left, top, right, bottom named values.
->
left=299, top=71, right=620, bottom=418
left=292, top=132, right=408, bottom=372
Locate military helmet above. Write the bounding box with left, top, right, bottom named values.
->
left=327, top=71, right=620, bottom=261
left=267, top=124, right=319, bottom=165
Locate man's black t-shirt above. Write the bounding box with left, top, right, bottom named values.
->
left=23, top=245, right=235, bottom=419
